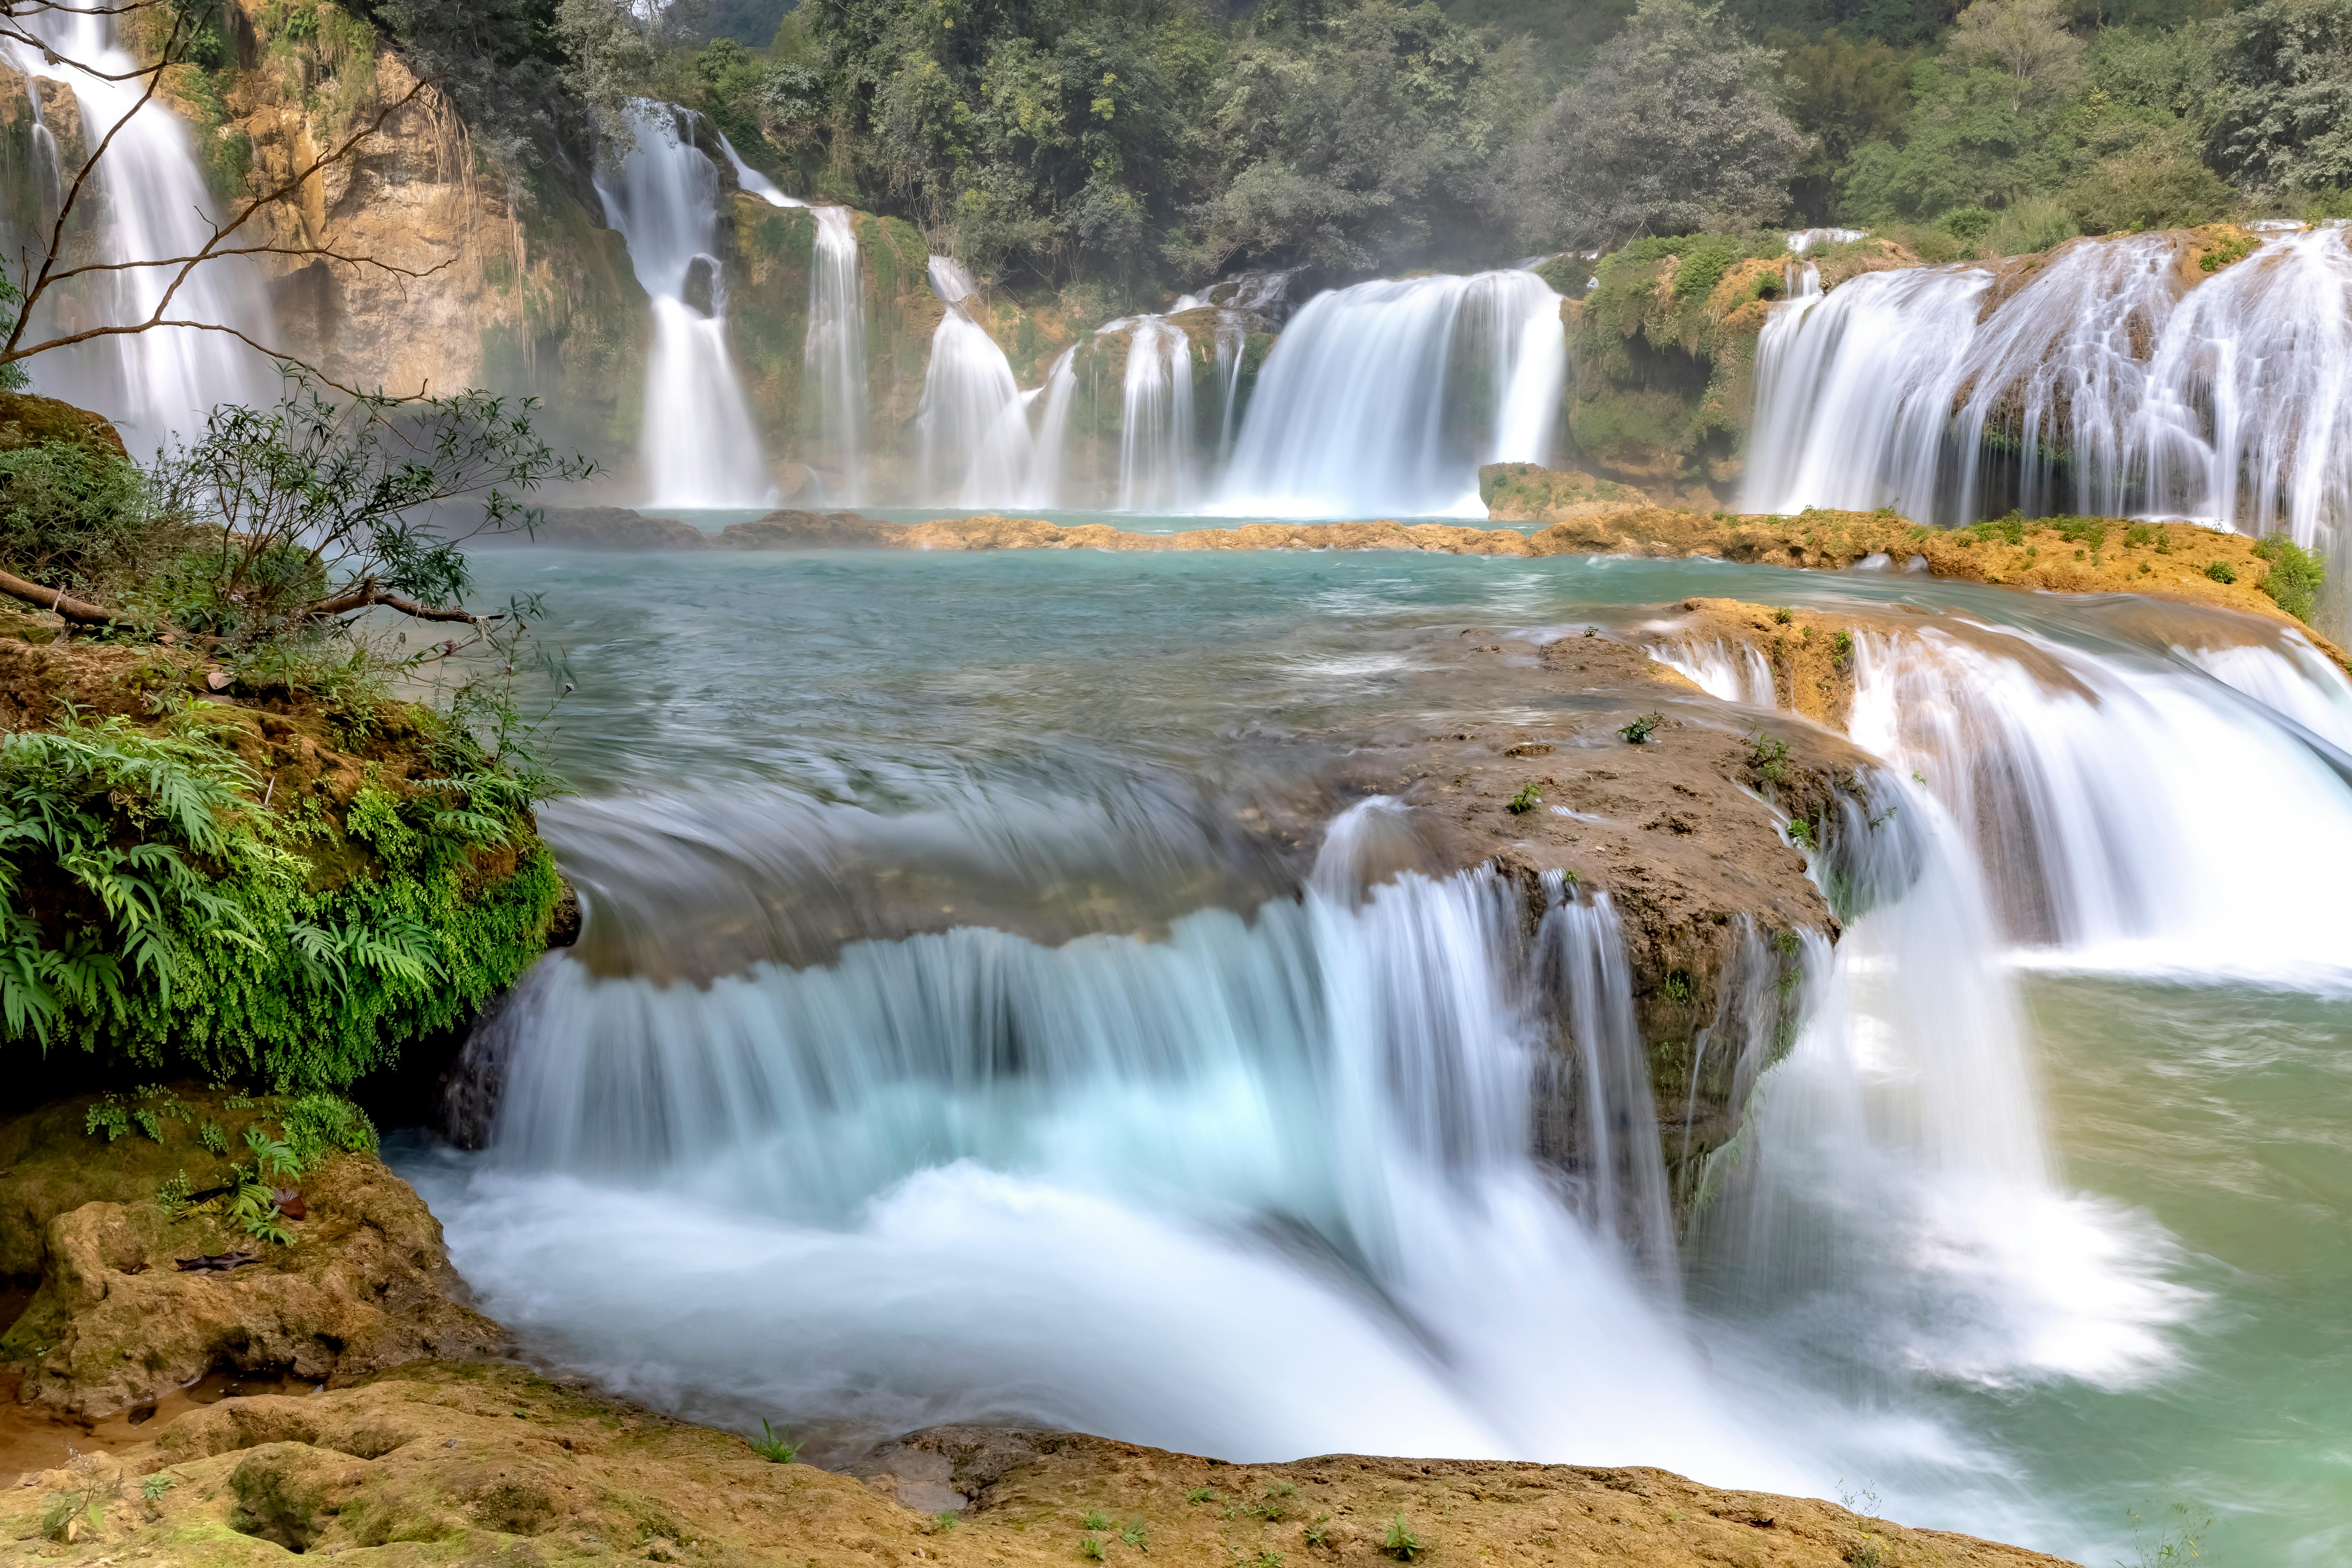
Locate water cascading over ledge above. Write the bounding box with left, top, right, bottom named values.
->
left=598, top=101, right=775, bottom=509
left=1217, top=268, right=1568, bottom=518
left=1744, top=226, right=2352, bottom=624
left=1, top=9, right=274, bottom=441
left=419, top=794, right=1816, bottom=1475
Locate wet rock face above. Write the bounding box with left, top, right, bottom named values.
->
left=681, top=254, right=721, bottom=318
left=1325, top=628, right=1882, bottom=1215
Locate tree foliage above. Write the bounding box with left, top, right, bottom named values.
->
left=2206, top=0, right=2352, bottom=195
left=1501, top=0, right=1805, bottom=251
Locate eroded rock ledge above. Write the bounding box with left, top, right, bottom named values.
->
left=2, top=1357, right=2072, bottom=1566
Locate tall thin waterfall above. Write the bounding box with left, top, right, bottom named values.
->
left=598, top=102, right=773, bottom=508
left=1745, top=228, right=2352, bottom=621
left=1021, top=347, right=1079, bottom=509
left=804, top=208, right=867, bottom=504
left=1, top=9, right=272, bottom=444
left=917, top=257, right=1032, bottom=504
left=412, top=796, right=1790, bottom=1480
left=1118, top=315, right=1196, bottom=510
left=1218, top=269, right=1566, bottom=518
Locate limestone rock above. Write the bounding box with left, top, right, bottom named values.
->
left=5, top=1152, right=502, bottom=1415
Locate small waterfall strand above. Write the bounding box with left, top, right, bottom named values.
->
left=597, top=101, right=774, bottom=508
left=804, top=208, right=868, bottom=504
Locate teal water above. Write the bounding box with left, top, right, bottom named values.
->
left=435, top=539, right=2352, bottom=1565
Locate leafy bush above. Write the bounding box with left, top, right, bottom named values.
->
left=1984, top=195, right=2080, bottom=256
left=2253, top=533, right=2325, bottom=620
left=0, top=441, right=154, bottom=593
left=2207, top=0, right=2352, bottom=195
left=2205, top=559, right=2237, bottom=585
left=0, top=704, right=559, bottom=1090
left=2064, top=132, right=2233, bottom=234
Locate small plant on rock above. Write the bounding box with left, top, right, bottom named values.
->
left=1618, top=712, right=1664, bottom=744
left=1786, top=818, right=1817, bottom=852
left=1121, top=1520, right=1148, bottom=1547
left=750, top=1420, right=799, bottom=1463
left=1184, top=1487, right=1217, bottom=1505
left=1082, top=1510, right=1112, bottom=1531
left=2205, top=560, right=2235, bottom=584
left=1506, top=782, right=1542, bottom=814
left=1383, top=1513, right=1422, bottom=1561
left=1080, top=1535, right=1108, bottom=1561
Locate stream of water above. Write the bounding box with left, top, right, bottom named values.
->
left=400, top=538, right=2352, bottom=1566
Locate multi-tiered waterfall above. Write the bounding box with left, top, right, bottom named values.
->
left=598, top=102, right=774, bottom=508
left=2, top=9, right=273, bottom=444
left=1746, top=227, right=2352, bottom=622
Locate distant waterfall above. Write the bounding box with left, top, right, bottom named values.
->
left=917, top=257, right=1033, bottom=505
left=804, top=209, right=867, bottom=504
left=1218, top=269, right=1566, bottom=518
left=598, top=102, right=774, bottom=508
left=1118, top=315, right=1197, bottom=511
left=1745, top=228, right=2352, bottom=621
left=1, top=10, right=273, bottom=443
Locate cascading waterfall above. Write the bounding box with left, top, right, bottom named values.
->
left=1842, top=623, right=2352, bottom=983
left=1218, top=269, right=1567, bottom=518
left=1645, top=638, right=1776, bottom=707
left=916, top=257, right=1034, bottom=505
left=598, top=101, right=774, bottom=508
left=1692, top=769, right=2191, bottom=1395
left=804, top=208, right=868, bottom=504
left=1, top=10, right=273, bottom=444
left=1745, top=228, right=2352, bottom=622
left=1117, top=314, right=1196, bottom=511
left=412, top=796, right=1796, bottom=1480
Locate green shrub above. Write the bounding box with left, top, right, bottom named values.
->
left=2205, top=559, right=2237, bottom=585
left=1935, top=204, right=1998, bottom=242
left=0, top=441, right=153, bottom=593
left=2252, top=533, right=2324, bottom=621
left=0, top=708, right=558, bottom=1090
left=1984, top=196, right=2081, bottom=258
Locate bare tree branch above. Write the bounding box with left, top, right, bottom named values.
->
left=0, top=564, right=120, bottom=624
left=304, top=578, right=503, bottom=624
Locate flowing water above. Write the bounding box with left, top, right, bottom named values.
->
left=1, top=8, right=274, bottom=446
left=802, top=208, right=867, bottom=504
left=403, top=539, right=2352, bottom=1565
left=1746, top=226, right=2352, bottom=627
left=598, top=102, right=774, bottom=508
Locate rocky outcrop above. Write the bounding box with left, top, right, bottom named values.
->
left=1478, top=461, right=1652, bottom=520
left=0, top=1091, right=501, bottom=1416
left=0, top=1360, right=2073, bottom=1565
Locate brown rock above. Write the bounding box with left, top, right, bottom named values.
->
left=4, top=1150, right=501, bottom=1415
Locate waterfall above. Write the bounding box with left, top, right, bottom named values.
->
left=1021, top=347, right=1078, bottom=509
left=1, top=10, right=273, bottom=443
left=1842, top=623, right=2352, bottom=984
left=1646, top=638, right=1776, bottom=707
left=1690, top=769, right=2190, bottom=1392
left=916, top=257, right=1033, bottom=505
left=1745, top=228, right=2352, bottom=621
left=715, top=132, right=804, bottom=209
left=1218, top=269, right=1566, bottom=518
left=598, top=101, right=774, bottom=509
left=412, top=795, right=1794, bottom=1480
left=1535, top=882, right=1675, bottom=1277
left=804, top=208, right=867, bottom=504
left=1117, top=315, right=1196, bottom=511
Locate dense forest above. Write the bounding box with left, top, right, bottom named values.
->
left=199, top=0, right=2352, bottom=293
